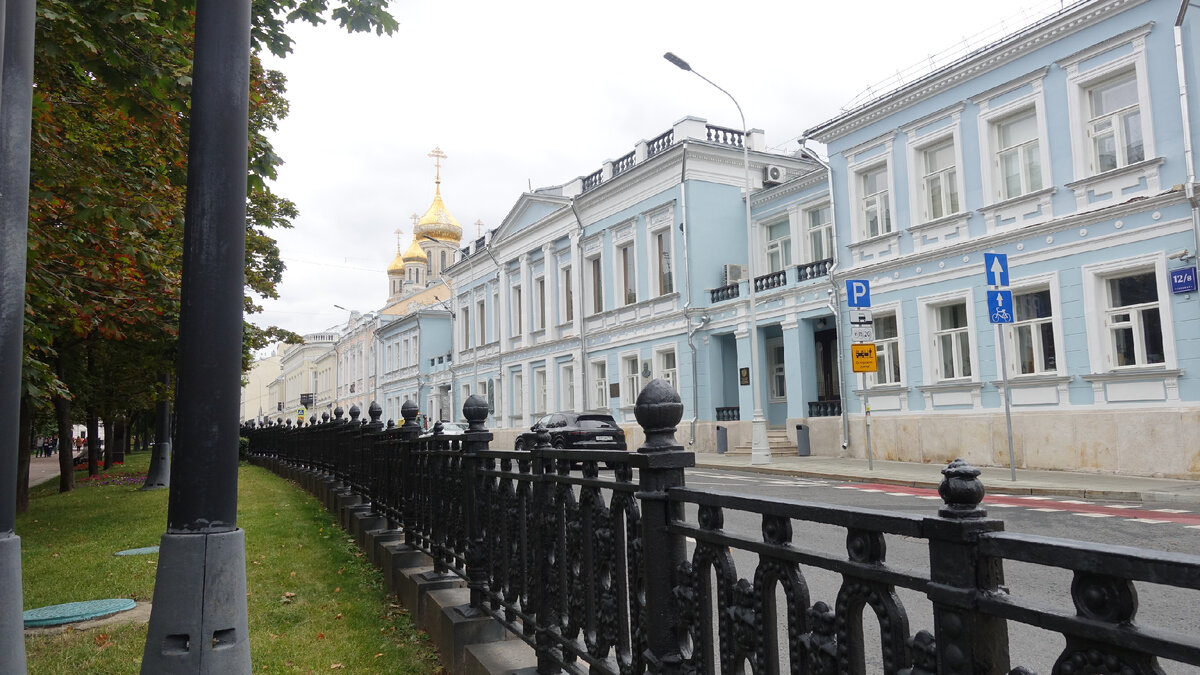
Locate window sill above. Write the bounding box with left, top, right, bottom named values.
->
left=989, top=374, right=1071, bottom=388
left=916, top=381, right=983, bottom=408
left=909, top=212, right=971, bottom=253
left=1065, top=157, right=1164, bottom=212
left=1080, top=367, right=1180, bottom=383
left=978, top=187, right=1055, bottom=233
left=847, top=230, right=901, bottom=264
left=1081, top=368, right=1182, bottom=404
left=853, top=384, right=909, bottom=396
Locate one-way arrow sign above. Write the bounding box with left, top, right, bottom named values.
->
left=984, top=253, right=1009, bottom=287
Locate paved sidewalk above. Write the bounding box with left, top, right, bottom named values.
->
left=693, top=452, right=1200, bottom=504
left=27, top=454, right=63, bottom=488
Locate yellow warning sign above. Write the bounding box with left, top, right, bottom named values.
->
left=851, top=343, right=877, bottom=373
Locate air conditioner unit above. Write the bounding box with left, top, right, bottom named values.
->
left=763, top=164, right=787, bottom=185
left=721, top=263, right=747, bottom=286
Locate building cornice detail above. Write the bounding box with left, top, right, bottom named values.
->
left=805, top=0, right=1146, bottom=144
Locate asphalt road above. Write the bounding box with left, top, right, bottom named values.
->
left=680, top=467, right=1200, bottom=673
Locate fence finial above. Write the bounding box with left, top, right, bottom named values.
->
left=463, top=394, right=488, bottom=432
left=349, top=404, right=361, bottom=422
left=368, top=401, right=382, bottom=422
left=401, top=399, right=420, bottom=428
left=333, top=406, right=344, bottom=420
left=938, top=458, right=986, bottom=519
left=635, top=378, right=684, bottom=452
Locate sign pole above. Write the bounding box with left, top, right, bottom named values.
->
left=997, top=324, right=1016, bottom=481
left=862, top=373, right=873, bottom=471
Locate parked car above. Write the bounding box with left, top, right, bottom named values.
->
left=513, top=413, right=626, bottom=451
left=419, top=421, right=466, bottom=438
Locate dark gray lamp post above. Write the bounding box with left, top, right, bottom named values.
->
left=141, top=2, right=253, bottom=671
left=0, top=1, right=36, bottom=672
left=663, top=51, right=769, bottom=465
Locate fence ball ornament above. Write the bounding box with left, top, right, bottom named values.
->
left=463, top=394, right=489, bottom=431
left=368, top=401, right=382, bottom=423
left=938, top=458, right=986, bottom=519
left=634, top=378, right=684, bottom=452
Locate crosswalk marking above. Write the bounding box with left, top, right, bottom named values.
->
left=1126, top=518, right=1169, bottom=524
left=1016, top=496, right=1053, bottom=501
left=1059, top=500, right=1091, bottom=505
left=1074, top=513, right=1113, bottom=518
left=1151, top=508, right=1190, bottom=514
left=1028, top=508, right=1061, bottom=512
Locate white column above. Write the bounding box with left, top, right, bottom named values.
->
left=519, top=253, right=531, bottom=337
left=542, top=243, right=556, bottom=338
left=497, top=265, right=509, bottom=352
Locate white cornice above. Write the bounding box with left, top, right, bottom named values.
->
left=805, top=0, right=1148, bottom=144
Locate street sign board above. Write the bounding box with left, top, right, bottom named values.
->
left=846, top=279, right=871, bottom=307
left=1170, top=266, right=1197, bottom=294
left=851, top=343, right=878, bottom=373
left=984, top=253, right=1009, bottom=287
left=849, top=309, right=874, bottom=342
left=300, top=392, right=314, bottom=407
left=987, top=290, right=1014, bottom=324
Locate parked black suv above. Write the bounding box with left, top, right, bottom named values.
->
left=513, top=413, right=626, bottom=451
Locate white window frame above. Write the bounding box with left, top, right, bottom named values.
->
left=532, top=366, right=547, bottom=415
left=616, top=242, right=637, bottom=306
left=620, top=353, right=640, bottom=407
left=998, top=274, right=1066, bottom=378
left=764, top=218, right=792, bottom=273
left=585, top=253, right=603, bottom=315
left=653, top=345, right=678, bottom=392
left=533, top=275, right=546, bottom=332
left=510, top=284, right=523, bottom=337
left=460, top=296, right=472, bottom=349
left=651, top=224, right=675, bottom=296
left=856, top=163, right=892, bottom=239
left=867, top=303, right=905, bottom=387
left=560, top=364, right=575, bottom=411
left=901, top=107, right=967, bottom=230
left=1060, top=25, right=1155, bottom=181
left=1081, top=255, right=1177, bottom=373
left=560, top=264, right=573, bottom=324
left=765, top=337, right=786, bottom=402
left=511, top=370, right=524, bottom=418
left=918, top=289, right=978, bottom=384
left=976, top=70, right=1052, bottom=207
left=590, top=359, right=608, bottom=410
left=801, top=202, right=832, bottom=264
left=476, top=298, right=486, bottom=345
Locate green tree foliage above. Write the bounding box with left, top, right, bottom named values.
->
left=22, top=0, right=397, bottom=496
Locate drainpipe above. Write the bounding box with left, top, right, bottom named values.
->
left=675, top=142, right=705, bottom=445
left=799, top=137, right=850, bottom=450
left=1176, top=2, right=1200, bottom=264
left=569, top=199, right=590, bottom=409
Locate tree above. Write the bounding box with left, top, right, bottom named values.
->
left=20, top=0, right=398, bottom=504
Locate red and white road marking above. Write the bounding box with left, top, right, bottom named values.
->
left=838, top=483, right=1200, bottom=527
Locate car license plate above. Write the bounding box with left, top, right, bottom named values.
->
left=595, top=435, right=612, bottom=441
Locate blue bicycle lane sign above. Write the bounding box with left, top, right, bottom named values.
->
left=987, top=290, right=1014, bottom=324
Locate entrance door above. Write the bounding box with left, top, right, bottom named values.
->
left=814, top=329, right=840, bottom=401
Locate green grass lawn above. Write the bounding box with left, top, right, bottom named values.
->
left=18, top=452, right=442, bottom=673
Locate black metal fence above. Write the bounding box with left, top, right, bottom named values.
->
left=243, top=379, right=1200, bottom=674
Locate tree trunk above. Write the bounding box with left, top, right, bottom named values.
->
left=103, top=417, right=115, bottom=469
left=87, top=413, right=99, bottom=476
left=54, top=393, right=74, bottom=493
left=16, top=397, right=33, bottom=514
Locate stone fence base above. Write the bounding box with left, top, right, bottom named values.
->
left=250, top=457, right=538, bottom=674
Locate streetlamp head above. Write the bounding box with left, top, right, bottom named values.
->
left=663, top=52, right=691, bottom=72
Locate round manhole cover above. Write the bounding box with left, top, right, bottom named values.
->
left=23, top=599, right=137, bottom=628
left=114, top=546, right=160, bottom=556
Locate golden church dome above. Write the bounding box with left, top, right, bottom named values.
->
left=402, top=238, right=428, bottom=262
left=414, top=183, right=462, bottom=243
left=387, top=251, right=405, bottom=274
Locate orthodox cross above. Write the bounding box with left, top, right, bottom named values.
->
left=475, top=219, right=484, bottom=239
left=428, top=146, right=447, bottom=182
left=410, top=213, right=420, bottom=228
left=394, top=228, right=403, bottom=251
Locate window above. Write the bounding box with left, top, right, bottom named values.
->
left=1088, top=72, right=1143, bottom=173
left=561, top=266, right=573, bottom=322
left=533, top=367, right=546, bottom=414
left=655, top=349, right=677, bottom=391
left=995, top=111, right=1042, bottom=200
left=935, top=302, right=971, bottom=380
left=587, top=256, right=603, bottom=314
left=921, top=141, right=959, bottom=220
left=1012, top=289, right=1056, bottom=375
left=462, top=305, right=471, bottom=348
left=560, top=365, right=575, bottom=410
left=859, top=165, right=891, bottom=238
left=619, top=244, right=637, bottom=305
left=591, top=361, right=607, bottom=409
left=511, top=371, right=524, bottom=417
left=534, top=277, right=546, bottom=331
left=511, top=286, right=523, bottom=337
left=872, top=314, right=902, bottom=385
left=476, top=299, right=486, bottom=345
left=1105, top=271, right=1163, bottom=368
left=766, top=338, right=785, bottom=401
left=765, top=221, right=791, bottom=272
left=654, top=229, right=674, bottom=295
left=622, top=355, right=640, bottom=406
left=806, top=205, right=832, bottom=262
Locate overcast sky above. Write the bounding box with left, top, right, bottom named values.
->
left=253, top=0, right=1064, bottom=343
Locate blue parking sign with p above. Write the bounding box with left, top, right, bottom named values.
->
left=846, top=279, right=871, bottom=308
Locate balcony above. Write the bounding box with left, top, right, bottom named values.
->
left=710, top=283, right=740, bottom=303
left=753, top=270, right=787, bottom=292
left=808, top=400, right=842, bottom=417
left=715, top=406, right=740, bottom=421
left=796, top=258, right=833, bottom=282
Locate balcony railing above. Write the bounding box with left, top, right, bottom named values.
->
left=705, top=124, right=744, bottom=148
left=581, top=168, right=603, bottom=193
left=796, top=257, right=834, bottom=281
left=715, top=406, right=740, bottom=422
left=612, top=150, right=635, bottom=177
left=710, top=283, right=740, bottom=303
left=646, top=129, right=673, bottom=158
left=808, top=400, right=842, bottom=417
left=753, top=270, right=787, bottom=292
